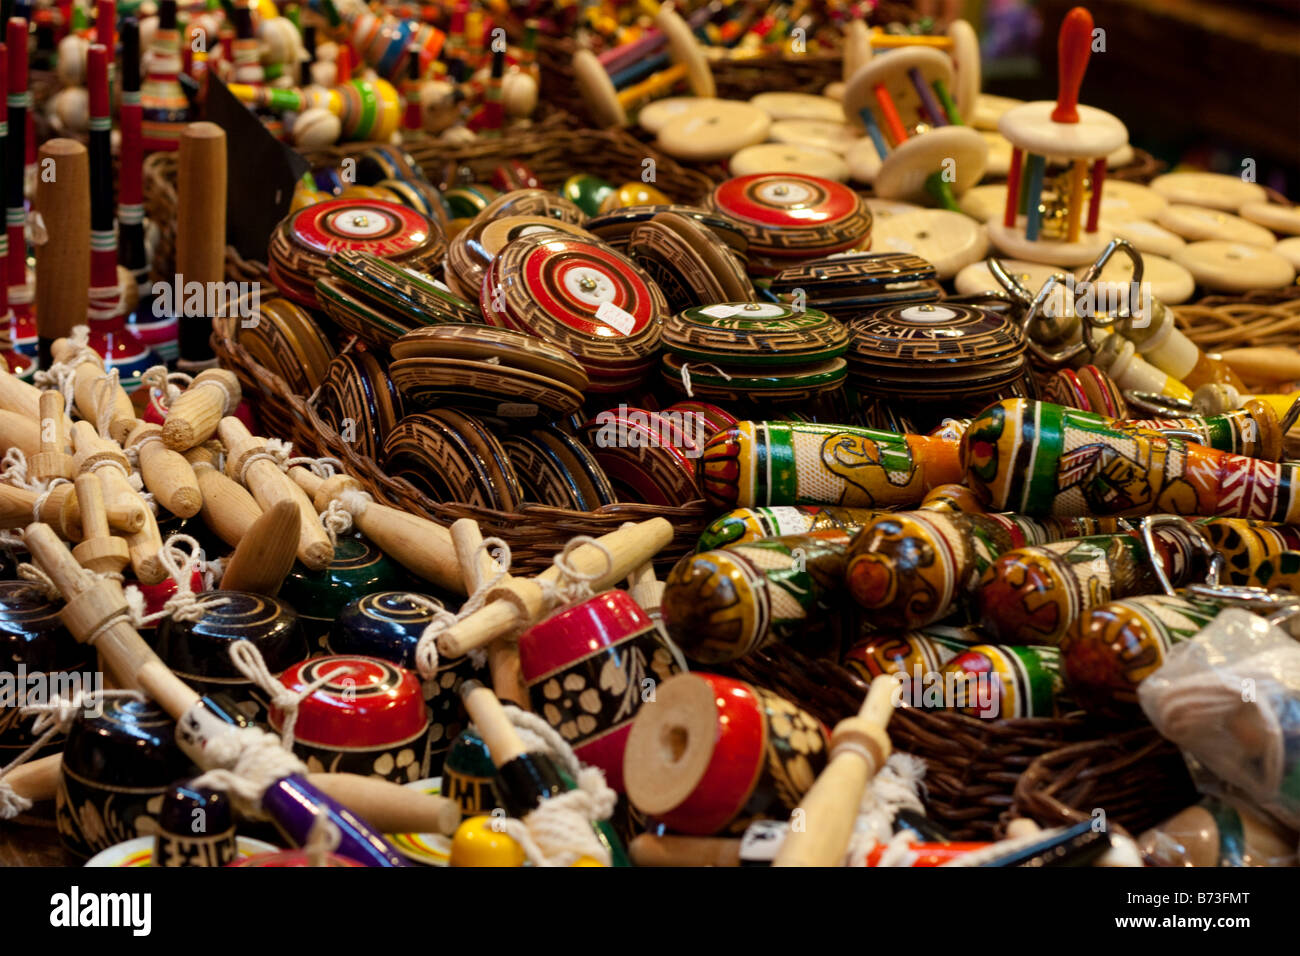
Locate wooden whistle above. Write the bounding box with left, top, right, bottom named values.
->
left=773, top=675, right=896, bottom=867
left=218, top=417, right=333, bottom=571
left=450, top=518, right=528, bottom=709
left=963, top=399, right=1300, bottom=523
left=29, top=390, right=76, bottom=483
left=125, top=421, right=203, bottom=518
left=71, top=473, right=129, bottom=574
left=183, top=443, right=263, bottom=547
left=161, top=368, right=240, bottom=451
left=219, top=499, right=299, bottom=595
left=289, top=466, right=463, bottom=594
left=51, top=337, right=137, bottom=445
left=437, top=517, right=675, bottom=659
left=70, top=420, right=148, bottom=534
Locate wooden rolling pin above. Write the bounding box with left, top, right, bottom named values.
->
left=125, top=421, right=203, bottom=518
left=289, top=466, right=463, bottom=594
left=184, top=443, right=262, bottom=546
left=219, top=499, right=299, bottom=595
left=51, top=337, right=136, bottom=444
left=438, top=517, right=674, bottom=658
left=161, top=368, right=240, bottom=451
left=450, top=518, right=528, bottom=708
left=175, top=122, right=226, bottom=372
left=772, top=674, right=897, bottom=867
left=34, top=139, right=88, bottom=369
left=70, top=421, right=148, bottom=533
left=218, top=417, right=332, bottom=570
left=29, top=390, right=75, bottom=482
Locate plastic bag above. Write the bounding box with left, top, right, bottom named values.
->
left=1139, top=607, right=1300, bottom=834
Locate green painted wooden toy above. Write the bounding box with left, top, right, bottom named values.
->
left=279, top=535, right=413, bottom=644
left=696, top=505, right=883, bottom=551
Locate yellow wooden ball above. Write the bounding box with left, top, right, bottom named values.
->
left=449, top=815, right=527, bottom=868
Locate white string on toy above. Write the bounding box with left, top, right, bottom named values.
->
left=227, top=639, right=354, bottom=752
left=679, top=362, right=732, bottom=399
left=406, top=537, right=512, bottom=679
left=139, top=365, right=193, bottom=411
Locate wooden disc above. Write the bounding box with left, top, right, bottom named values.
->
left=709, top=172, right=871, bottom=257
left=972, top=93, right=1023, bottom=131
left=981, top=130, right=1012, bottom=177
left=655, top=100, right=771, bottom=162
left=1098, top=180, right=1167, bottom=221
left=660, top=352, right=847, bottom=402
left=391, top=323, right=589, bottom=390
left=749, top=92, right=844, bottom=123
left=656, top=2, right=714, bottom=97
left=866, top=198, right=926, bottom=221
left=870, top=209, right=988, bottom=279
left=843, top=20, right=872, bottom=82
left=1239, top=202, right=1300, bottom=236
left=770, top=252, right=940, bottom=315
left=627, top=212, right=753, bottom=311
left=958, top=183, right=1007, bottom=222
left=1100, top=218, right=1186, bottom=259
left=1157, top=204, right=1277, bottom=247
left=845, top=136, right=883, bottom=184
left=1172, top=240, right=1296, bottom=293
left=663, top=301, right=848, bottom=366
left=848, top=301, right=1025, bottom=381
left=874, top=125, right=988, bottom=202
left=948, top=19, right=981, bottom=121
left=1079, top=252, right=1196, bottom=305
left=953, top=258, right=1064, bottom=296
left=998, top=101, right=1127, bottom=159
left=585, top=203, right=749, bottom=254
left=985, top=219, right=1113, bottom=267
left=769, top=119, right=860, bottom=155
left=842, top=47, right=953, bottom=132
left=573, top=48, right=625, bottom=127
left=621, top=672, right=720, bottom=815
left=637, top=96, right=722, bottom=134
left=1149, top=172, right=1268, bottom=212
left=729, top=142, right=850, bottom=182
left=389, top=356, right=585, bottom=416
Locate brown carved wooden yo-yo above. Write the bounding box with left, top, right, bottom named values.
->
left=383, top=410, right=525, bottom=511
left=585, top=204, right=749, bottom=257
left=270, top=655, right=431, bottom=783
left=268, top=198, right=446, bottom=307
left=482, top=232, right=666, bottom=391
left=580, top=406, right=701, bottom=506
left=626, top=212, right=753, bottom=313
left=769, top=252, right=943, bottom=319
left=708, top=172, right=872, bottom=259
left=314, top=348, right=405, bottom=462
left=847, top=300, right=1030, bottom=431
left=446, top=213, right=592, bottom=302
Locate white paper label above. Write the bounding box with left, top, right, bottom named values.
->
left=699, top=304, right=745, bottom=319
left=595, top=300, right=636, bottom=336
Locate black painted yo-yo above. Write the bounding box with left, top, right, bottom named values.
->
left=327, top=590, right=487, bottom=775
left=153, top=780, right=239, bottom=867
left=153, top=591, right=308, bottom=727
left=442, top=728, right=497, bottom=816
left=0, top=580, right=92, bottom=762
left=57, top=696, right=197, bottom=859
left=279, top=535, right=413, bottom=646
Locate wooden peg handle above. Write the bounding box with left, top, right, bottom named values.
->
left=1051, top=6, right=1093, bottom=124
left=307, top=773, right=462, bottom=836
left=126, top=505, right=167, bottom=585
left=0, top=408, right=40, bottom=460
left=185, top=443, right=263, bottom=546
left=35, top=139, right=89, bottom=357
left=0, top=753, right=62, bottom=805
left=0, top=366, right=43, bottom=420
left=52, top=338, right=137, bottom=442
left=451, top=518, right=529, bottom=709
left=126, top=421, right=203, bottom=518
left=629, top=833, right=743, bottom=867
left=219, top=499, right=299, bottom=595
left=70, top=472, right=129, bottom=574
left=175, top=122, right=227, bottom=370
left=161, top=368, right=240, bottom=451
left=772, top=675, right=898, bottom=867
left=460, top=679, right=526, bottom=768
left=30, top=390, right=75, bottom=482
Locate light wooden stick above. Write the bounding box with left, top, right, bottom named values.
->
left=451, top=518, right=528, bottom=709
left=175, top=122, right=226, bottom=371
left=438, top=518, right=674, bottom=658
left=219, top=499, right=299, bottom=595
left=461, top=679, right=526, bottom=767
left=627, top=561, right=665, bottom=616
left=290, top=466, right=463, bottom=594
left=161, top=368, right=240, bottom=450
left=772, top=675, right=897, bottom=867
left=0, top=483, right=82, bottom=538
left=1216, top=347, right=1300, bottom=386
left=71, top=472, right=129, bottom=574
left=0, top=365, right=42, bottom=420
left=184, top=443, right=262, bottom=546
left=35, top=140, right=88, bottom=363
left=126, top=504, right=166, bottom=585
left=70, top=420, right=148, bottom=534
left=29, top=390, right=75, bottom=482
left=0, top=407, right=40, bottom=460
left=124, top=421, right=203, bottom=518
left=51, top=337, right=137, bottom=444
left=629, top=833, right=743, bottom=867
left=218, top=417, right=332, bottom=570
left=1, top=753, right=62, bottom=805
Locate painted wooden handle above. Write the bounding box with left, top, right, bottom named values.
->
left=1051, top=6, right=1093, bottom=124
left=772, top=675, right=896, bottom=867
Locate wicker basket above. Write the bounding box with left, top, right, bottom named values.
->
left=1174, top=285, right=1300, bottom=352
left=728, top=642, right=1196, bottom=841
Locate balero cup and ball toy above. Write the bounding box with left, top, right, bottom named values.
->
left=988, top=7, right=1129, bottom=266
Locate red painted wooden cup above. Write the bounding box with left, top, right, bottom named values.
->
left=622, top=672, right=830, bottom=835
left=517, top=589, right=679, bottom=793
left=270, top=655, right=430, bottom=783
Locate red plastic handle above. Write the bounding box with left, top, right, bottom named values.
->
left=1052, top=6, right=1094, bottom=124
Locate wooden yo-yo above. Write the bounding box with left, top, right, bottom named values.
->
left=51, top=337, right=137, bottom=444
left=328, top=591, right=487, bottom=775
left=0, top=580, right=92, bottom=763
left=773, top=675, right=896, bottom=867
left=124, top=421, right=202, bottom=519
left=218, top=415, right=334, bottom=571
left=841, top=46, right=987, bottom=206
left=29, top=390, right=75, bottom=483
left=626, top=212, right=754, bottom=313
left=698, top=420, right=962, bottom=510
left=153, top=780, right=238, bottom=867
left=769, top=252, right=942, bottom=320
left=708, top=172, right=872, bottom=263
left=572, top=3, right=714, bottom=129
left=579, top=406, right=700, bottom=506
left=34, top=138, right=89, bottom=369
left=279, top=536, right=412, bottom=646
left=57, top=695, right=197, bottom=859
left=160, top=368, right=241, bottom=451
left=184, top=442, right=263, bottom=549
left=987, top=8, right=1127, bottom=266
left=517, top=589, right=680, bottom=793
left=70, top=473, right=130, bottom=575
left=272, top=655, right=431, bottom=783
left=622, top=672, right=830, bottom=835
left=217, top=499, right=300, bottom=597
left=154, top=591, right=308, bottom=727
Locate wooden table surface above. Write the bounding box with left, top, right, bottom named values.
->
left=1, top=806, right=78, bottom=867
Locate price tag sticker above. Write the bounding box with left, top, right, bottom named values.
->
left=700, top=304, right=744, bottom=319
left=595, top=300, right=637, bottom=336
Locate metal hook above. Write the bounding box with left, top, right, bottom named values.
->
left=986, top=256, right=1035, bottom=305
left=1020, top=273, right=1090, bottom=367
left=1140, top=515, right=1223, bottom=597
left=1280, top=394, right=1300, bottom=435
left=1124, top=391, right=1197, bottom=417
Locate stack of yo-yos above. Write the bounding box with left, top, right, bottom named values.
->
left=383, top=410, right=526, bottom=511
left=769, top=252, right=943, bottom=319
